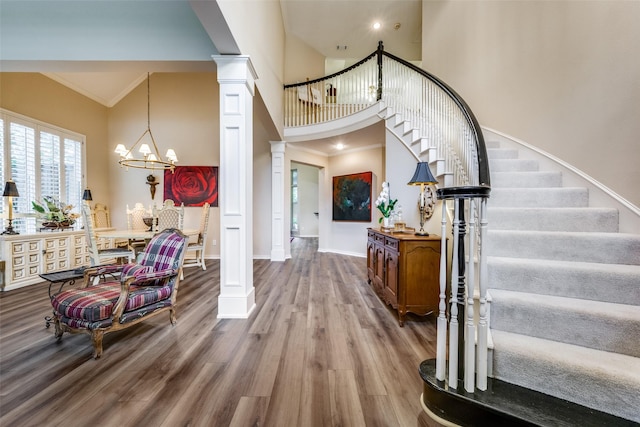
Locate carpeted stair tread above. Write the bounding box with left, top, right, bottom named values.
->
left=487, top=256, right=640, bottom=304
left=489, top=289, right=640, bottom=357
left=486, top=230, right=640, bottom=265
left=491, top=330, right=640, bottom=422
left=489, top=158, right=539, bottom=172
left=487, top=148, right=519, bottom=159
left=490, top=187, right=589, bottom=207
left=492, top=171, right=563, bottom=188
left=487, top=207, right=619, bottom=232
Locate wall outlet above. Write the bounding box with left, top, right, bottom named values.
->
left=212, top=239, right=217, bottom=246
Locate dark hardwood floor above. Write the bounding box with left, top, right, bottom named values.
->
left=0, top=237, right=438, bottom=426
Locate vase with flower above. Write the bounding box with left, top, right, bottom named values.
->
left=375, top=181, right=397, bottom=229
left=32, top=196, right=80, bottom=229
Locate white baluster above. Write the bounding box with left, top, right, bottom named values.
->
left=448, top=200, right=460, bottom=389
left=477, top=197, right=489, bottom=390
left=436, top=200, right=448, bottom=381
left=465, top=199, right=476, bottom=392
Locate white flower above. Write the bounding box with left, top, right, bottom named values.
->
left=375, top=182, right=397, bottom=222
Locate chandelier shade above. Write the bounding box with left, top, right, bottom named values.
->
left=115, top=73, right=178, bottom=172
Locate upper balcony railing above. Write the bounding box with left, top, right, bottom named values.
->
left=284, top=41, right=490, bottom=190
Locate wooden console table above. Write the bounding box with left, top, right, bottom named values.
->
left=366, top=228, right=442, bottom=326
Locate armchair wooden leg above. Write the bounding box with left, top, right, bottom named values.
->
left=54, top=316, right=64, bottom=340
left=91, top=330, right=104, bottom=359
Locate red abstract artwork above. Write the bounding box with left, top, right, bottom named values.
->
left=164, top=166, right=218, bottom=207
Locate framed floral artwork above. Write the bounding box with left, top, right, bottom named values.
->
left=164, top=166, right=218, bottom=207
left=332, top=171, right=372, bottom=222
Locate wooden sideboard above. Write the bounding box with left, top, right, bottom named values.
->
left=366, top=228, right=442, bottom=326
left=0, top=229, right=116, bottom=291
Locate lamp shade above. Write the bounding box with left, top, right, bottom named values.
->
left=407, top=162, right=437, bottom=185
left=82, top=189, right=93, bottom=201
left=2, top=180, right=19, bottom=197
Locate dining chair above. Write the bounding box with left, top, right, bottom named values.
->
left=153, top=199, right=184, bottom=232
left=82, top=204, right=135, bottom=267
left=126, top=203, right=151, bottom=255
left=127, top=203, right=150, bottom=231
left=182, top=202, right=210, bottom=275
left=92, top=203, right=111, bottom=228
left=93, top=203, right=128, bottom=248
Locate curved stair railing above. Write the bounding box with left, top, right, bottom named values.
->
left=284, top=42, right=492, bottom=396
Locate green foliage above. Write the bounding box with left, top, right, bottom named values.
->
left=32, top=196, right=79, bottom=224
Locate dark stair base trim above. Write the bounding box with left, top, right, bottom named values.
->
left=419, top=359, right=638, bottom=427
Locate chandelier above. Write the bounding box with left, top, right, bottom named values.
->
left=114, top=73, right=178, bottom=172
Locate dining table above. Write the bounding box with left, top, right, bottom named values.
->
left=96, top=228, right=199, bottom=242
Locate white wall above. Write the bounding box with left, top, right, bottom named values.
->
left=327, top=146, right=384, bottom=257
left=217, top=0, right=286, bottom=139
left=422, top=0, right=640, bottom=207
left=385, top=129, right=444, bottom=237
left=252, top=116, right=274, bottom=259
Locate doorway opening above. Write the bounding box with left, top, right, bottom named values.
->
left=290, top=162, right=320, bottom=241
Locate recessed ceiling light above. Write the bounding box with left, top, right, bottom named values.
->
left=336, top=143, right=344, bottom=150
left=373, top=22, right=381, bottom=30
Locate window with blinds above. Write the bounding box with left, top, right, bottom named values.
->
left=1, top=109, right=85, bottom=234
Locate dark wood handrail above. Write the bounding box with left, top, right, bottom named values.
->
left=377, top=43, right=490, bottom=189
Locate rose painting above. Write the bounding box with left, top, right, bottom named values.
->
left=164, top=166, right=218, bottom=207
left=332, top=171, right=372, bottom=222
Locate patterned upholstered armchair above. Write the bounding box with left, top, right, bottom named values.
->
left=50, top=228, right=188, bottom=359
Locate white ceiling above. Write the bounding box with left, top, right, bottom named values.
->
left=281, top=0, right=422, bottom=62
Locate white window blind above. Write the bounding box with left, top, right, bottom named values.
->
left=0, top=109, right=85, bottom=234
left=9, top=121, right=36, bottom=233
left=40, top=130, right=61, bottom=202
left=64, top=137, right=83, bottom=214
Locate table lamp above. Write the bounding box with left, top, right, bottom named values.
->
left=82, top=189, right=93, bottom=202
left=407, top=162, right=438, bottom=236
left=2, top=180, right=20, bottom=235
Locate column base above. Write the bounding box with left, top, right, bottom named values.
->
left=217, top=288, right=256, bottom=319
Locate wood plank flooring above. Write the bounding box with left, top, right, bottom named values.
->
left=0, top=237, right=438, bottom=426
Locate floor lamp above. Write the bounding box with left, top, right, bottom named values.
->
left=407, top=162, right=438, bottom=236
left=2, top=180, right=20, bottom=235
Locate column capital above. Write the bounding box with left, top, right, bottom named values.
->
left=269, top=141, right=286, bottom=154
left=212, top=55, right=258, bottom=94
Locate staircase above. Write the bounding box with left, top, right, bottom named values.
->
left=283, top=45, right=640, bottom=423
left=485, top=137, right=640, bottom=423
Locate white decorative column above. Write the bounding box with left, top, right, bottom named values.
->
left=270, top=141, right=286, bottom=261
left=213, top=55, right=257, bottom=319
